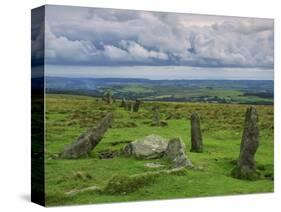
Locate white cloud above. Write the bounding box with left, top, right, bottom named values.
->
left=103, top=45, right=128, bottom=60
left=44, top=22, right=97, bottom=64
left=42, top=5, right=274, bottom=68
left=120, top=41, right=168, bottom=61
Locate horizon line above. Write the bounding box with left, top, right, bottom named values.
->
left=43, top=76, right=274, bottom=81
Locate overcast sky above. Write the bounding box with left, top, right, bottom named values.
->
left=32, top=5, right=274, bottom=79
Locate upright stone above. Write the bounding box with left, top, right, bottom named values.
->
left=231, top=106, right=259, bottom=180
left=103, top=91, right=112, bottom=104
left=133, top=100, right=141, bottom=112
left=165, top=137, right=193, bottom=168
left=190, top=113, right=203, bottom=153
left=124, top=101, right=133, bottom=111
left=130, top=102, right=134, bottom=112
left=61, top=113, right=113, bottom=159
left=151, top=106, right=161, bottom=126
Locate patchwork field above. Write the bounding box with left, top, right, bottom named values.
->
left=46, top=78, right=274, bottom=105
left=45, top=94, right=274, bottom=206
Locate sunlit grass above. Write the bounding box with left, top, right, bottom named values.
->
left=45, top=94, right=274, bottom=206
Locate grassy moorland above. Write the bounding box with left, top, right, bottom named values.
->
left=45, top=94, right=274, bottom=206
left=46, top=78, right=273, bottom=105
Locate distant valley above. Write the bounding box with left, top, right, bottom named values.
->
left=46, top=77, right=274, bottom=105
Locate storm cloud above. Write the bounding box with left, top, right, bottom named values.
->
left=37, top=5, right=274, bottom=68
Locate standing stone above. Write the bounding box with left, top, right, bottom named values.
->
left=61, top=113, right=113, bottom=159
left=190, top=113, right=203, bottom=153
left=165, top=137, right=193, bottom=168
left=133, top=100, right=141, bottom=112
left=130, top=102, right=134, bottom=112
left=124, top=101, right=132, bottom=111
left=151, top=106, right=161, bottom=126
left=120, top=98, right=126, bottom=108
left=103, top=91, right=112, bottom=104
left=231, top=106, right=259, bottom=180
left=151, top=106, right=168, bottom=126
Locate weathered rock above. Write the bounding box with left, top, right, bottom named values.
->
left=231, top=106, right=260, bottom=180
left=61, top=113, right=113, bottom=159
left=133, top=100, right=141, bottom=112
left=165, top=137, right=193, bottom=168
left=151, top=106, right=161, bottom=126
left=190, top=113, right=203, bottom=153
left=122, top=134, right=168, bottom=159
left=151, top=106, right=167, bottom=126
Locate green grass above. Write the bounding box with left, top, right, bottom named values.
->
left=45, top=94, right=274, bottom=206
left=134, top=86, right=272, bottom=104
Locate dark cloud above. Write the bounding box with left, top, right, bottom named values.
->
left=36, top=5, right=274, bottom=68
left=31, top=6, right=45, bottom=67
